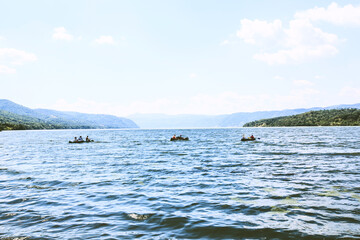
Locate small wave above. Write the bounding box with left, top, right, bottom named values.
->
left=258, top=152, right=299, bottom=156
left=272, top=173, right=296, bottom=177
left=351, top=194, right=360, bottom=201
left=1, top=169, right=22, bottom=175
left=269, top=206, right=290, bottom=214
left=127, top=213, right=152, bottom=221
left=297, top=152, right=360, bottom=157
left=328, top=152, right=360, bottom=156
left=1, top=128, right=360, bottom=239
left=0, top=237, right=30, bottom=240
left=317, top=190, right=341, bottom=197
left=6, top=198, right=30, bottom=205
left=183, top=225, right=327, bottom=239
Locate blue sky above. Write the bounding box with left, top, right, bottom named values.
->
left=1, top=0, right=360, bottom=116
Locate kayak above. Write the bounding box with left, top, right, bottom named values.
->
left=69, top=140, right=94, bottom=143
left=241, top=138, right=257, bottom=141
left=170, top=137, right=189, bottom=141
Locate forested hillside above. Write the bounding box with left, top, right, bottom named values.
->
left=243, top=109, right=360, bottom=127
left=0, top=99, right=139, bottom=130
left=0, top=110, right=92, bottom=130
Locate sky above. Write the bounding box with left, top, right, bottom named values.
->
left=1, top=0, right=360, bottom=117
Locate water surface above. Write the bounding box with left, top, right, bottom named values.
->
left=0, top=127, right=359, bottom=239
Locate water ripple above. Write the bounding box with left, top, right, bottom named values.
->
left=0, top=127, right=360, bottom=239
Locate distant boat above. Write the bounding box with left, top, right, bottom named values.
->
left=69, top=140, right=94, bottom=143
left=170, top=136, right=189, bottom=141
left=241, top=136, right=259, bottom=141
left=241, top=138, right=256, bottom=141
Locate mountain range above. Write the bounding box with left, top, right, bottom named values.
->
left=1, top=99, right=360, bottom=130
left=128, top=103, right=360, bottom=128
left=0, top=99, right=138, bottom=130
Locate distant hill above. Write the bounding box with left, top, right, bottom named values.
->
left=35, top=109, right=138, bottom=129
left=243, top=109, right=360, bottom=127
left=324, top=103, right=360, bottom=109
left=217, top=108, right=322, bottom=127
left=0, top=110, right=92, bottom=131
left=0, top=99, right=139, bottom=130
left=128, top=103, right=360, bottom=128
left=2, top=98, right=359, bottom=130
left=129, top=113, right=227, bottom=129
left=0, top=99, right=48, bottom=119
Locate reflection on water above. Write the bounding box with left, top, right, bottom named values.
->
left=0, top=127, right=360, bottom=239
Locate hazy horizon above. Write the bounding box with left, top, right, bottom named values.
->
left=2, top=98, right=360, bottom=119
left=1, top=1, right=360, bottom=116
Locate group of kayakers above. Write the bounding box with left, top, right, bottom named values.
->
left=72, top=136, right=92, bottom=143
left=171, top=134, right=189, bottom=141
left=170, top=134, right=256, bottom=141
left=241, top=134, right=256, bottom=140
left=70, top=134, right=256, bottom=143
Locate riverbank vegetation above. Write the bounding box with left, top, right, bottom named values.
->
left=243, top=109, right=360, bottom=127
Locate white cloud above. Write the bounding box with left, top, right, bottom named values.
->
left=0, top=48, right=37, bottom=65
left=94, top=35, right=115, bottom=45
left=293, top=80, right=314, bottom=86
left=254, top=44, right=338, bottom=65
left=237, top=19, right=282, bottom=44
left=0, top=65, right=16, bottom=74
left=339, top=86, right=360, bottom=97
left=295, top=2, right=360, bottom=26
left=52, top=27, right=74, bottom=41
left=284, top=19, right=339, bottom=48
left=235, top=3, right=355, bottom=65
left=251, top=19, right=339, bottom=65
left=0, top=48, right=37, bottom=74
left=0, top=36, right=5, bottom=41
left=274, top=75, right=284, bottom=80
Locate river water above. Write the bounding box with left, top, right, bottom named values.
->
left=0, top=127, right=359, bottom=239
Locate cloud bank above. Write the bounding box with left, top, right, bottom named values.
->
left=235, top=2, right=360, bottom=65
left=52, top=27, right=74, bottom=41
left=48, top=87, right=326, bottom=116
left=295, top=2, right=360, bottom=26
left=0, top=48, right=37, bottom=74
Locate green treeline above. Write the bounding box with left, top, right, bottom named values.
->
left=0, top=110, right=92, bottom=131
left=243, top=109, right=360, bottom=127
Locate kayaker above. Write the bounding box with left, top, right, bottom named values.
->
left=86, top=136, right=90, bottom=142
left=78, top=136, right=83, bottom=142
left=172, top=134, right=176, bottom=140
left=74, top=137, right=78, bottom=142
